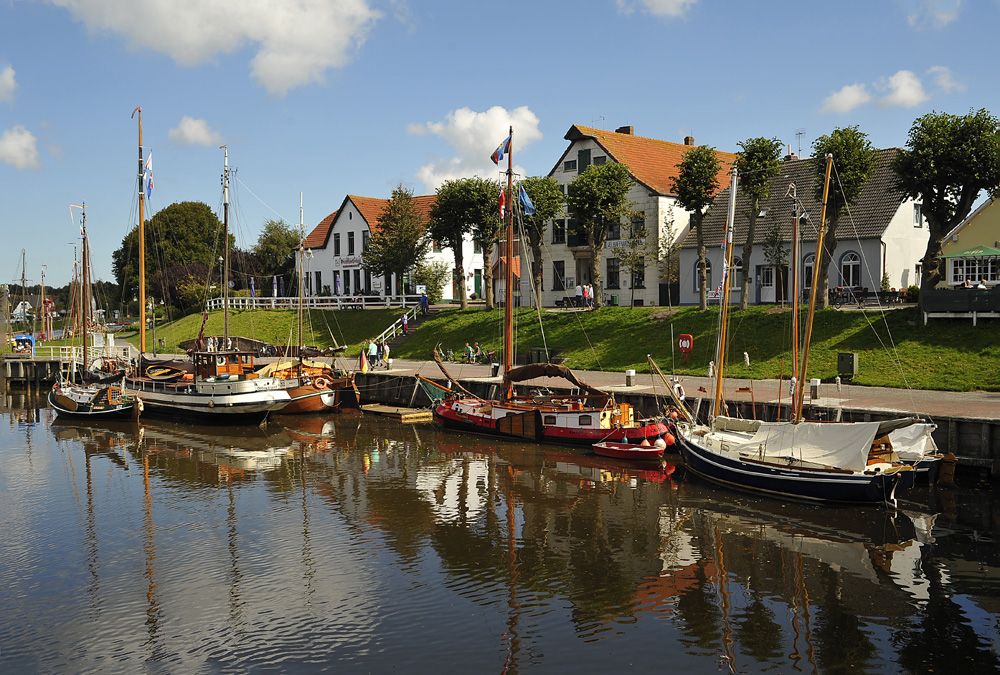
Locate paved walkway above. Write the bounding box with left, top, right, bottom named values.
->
left=375, top=357, right=1000, bottom=422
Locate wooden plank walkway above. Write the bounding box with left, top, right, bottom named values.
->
left=360, top=403, right=433, bottom=422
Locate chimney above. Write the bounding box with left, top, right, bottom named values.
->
left=615, top=125, right=634, bottom=135
left=783, top=143, right=798, bottom=161
left=684, top=136, right=695, bottom=146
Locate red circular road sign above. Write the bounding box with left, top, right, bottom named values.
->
left=677, top=334, right=694, bottom=354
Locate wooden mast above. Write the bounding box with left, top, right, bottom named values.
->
left=81, top=204, right=89, bottom=378
left=222, top=146, right=230, bottom=346
left=132, top=107, right=146, bottom=354
left=790, top=183, right=800, bottom=415
left=298, top=192, right=305, bottom=371
left=712, top=164, right=739, bottom=418
left=503, top=125, right=514, bottom=400
left=793, top=154, right=833, bottom=422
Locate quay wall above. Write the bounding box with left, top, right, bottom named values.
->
left=354, top=370, right=1000, bottom=479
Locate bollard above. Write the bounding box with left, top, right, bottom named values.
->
left=625, top=369, right=636, bottom=387
left=387, top=358, right=393, bottom=370
left=810, top=378, right=821, bottom=399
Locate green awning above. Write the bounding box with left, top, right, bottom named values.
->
left=940, top=245, right=1000, bottom=258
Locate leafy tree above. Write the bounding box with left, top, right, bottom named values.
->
left=518, top=175, right=565, bottom=305
left=428, top=178, right=492, bottom=310
left=253, top=219, right=299, bottom=286
left=566, top=162, right=635, bottom=310
left=615, top=216, right=653, bottom=307
left=735, top=137, right=784, bottom=310
left=112, top=201, right=228, bottom=306
left=811, top=126, right=876, bottom=308
left=362, top=185, right=430, bottom=297
left=891, top=109, right=1000, bottom=297
left=414, top=261, right=450, bottom=304
left=464, top=177, right=503, bottom=309
left=658, top=205, right=682, bottom=309
left=672, top=145, right=721, bottom=310
left=761, top=224, right=788, bottom=305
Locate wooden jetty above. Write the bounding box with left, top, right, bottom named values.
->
left=360, top=403, right=433, bottom=422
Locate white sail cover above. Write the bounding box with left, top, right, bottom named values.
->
left=733, top=421, right=883, bottom=472
left=889, top=423, right=938, bottom=460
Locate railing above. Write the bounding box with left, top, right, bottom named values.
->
left=5, top=345, right=133, bottom=363
left=374, top=306, right=421, bottom=345
left=205, top=295, right=423, bottom=311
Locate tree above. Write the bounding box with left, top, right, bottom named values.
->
left=615, top=216, right=654, bottom=307
left=112, top=201, right=228, bottom=306
left=672, top=145, right=721, bottom=310
left=414, top=261, right=450, bottom=304
left=735, top=137, right=784, bottom=310
left=658, top=206, right=682, bottom=309
left=566, top=162, right=635, bottom=310
left=891, top=109, right=1000, bottom=298
left=811, top=127, right=876, bottom=308
left=253, top=219, right=299, bottom=288
left=519, top=175, right=565, bottom=305
left=428, top=178, right=492, bottom=310
left=464, top=177, right=503, bottom=309
left=362, top=185, right=430, bottom=297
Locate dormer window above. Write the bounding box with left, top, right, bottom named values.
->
left=564, top=159, right=577, bottom=172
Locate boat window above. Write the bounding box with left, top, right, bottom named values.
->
left=578, top=415, right=593, bottom=426
left=543, top=415, right=556, bottom=425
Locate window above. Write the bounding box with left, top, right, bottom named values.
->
left=333, top=271, right=341, bottom=295
left=578, top=415, right=593, bottom=426
left=913, top=202, right=923, bottom=228
left=333, top=233, right=341, bottom=256
left=543, top=415, right=556, bottom=425
left=552, top=219, right=566, bottom=244
left=607, top=258, right=620, bottom=289
left=632, top=257, right=646, bottom=289
left=364, top=269, right=372, bottom=294
left=362, top=232, right=370, bottom=251
left=552, top=261, right=565, bottom=291
left=803, top=254, right=815, bottom=290
left=564, top=159, right=577, bottom=172
left=315, top=271, right=322, bottom=295
left=951, top=257, right=1000, bottom=285
left=729, top=256, right=742, bottom=289
left=348, top=231, right=355, bottom=255
left=607, top=220, right=621, bottom=240
left=353, top=269, right=362, bottom=295
left=473, top=238, right=482, bottom=254
left=432, top=239, right=442, bottom=252
left=593, top=155, right=607, bottom=166
left=343, top=271, right=351, bottom=295
left=840, top=252, right=861, bottom=287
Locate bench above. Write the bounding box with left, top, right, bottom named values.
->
left=554, top=296, right=573, bottom=308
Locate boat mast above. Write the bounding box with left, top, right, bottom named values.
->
left=712, top=164, right=739, bottom=418
left=298, top=192, right=305, bottom=370
left=81, top=204, right=89, bottom=379
left=503, top=125, right=514, bottom=400
left=222, top=146, right=230, bottom=345
left=132, top=107, right=146, bottom=354
left=793, top=154, right=833, bottom=422
left=790, top=183, right=800, bottom=414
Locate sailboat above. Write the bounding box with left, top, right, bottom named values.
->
left=124, top=122, right=289, bottom=424
left=668, top=157, right=920, bottom=506
left=49, top=204, right=140, bottom=420
left=425, top=127, right=668, bottom=447
left=262, top=194, right=358, bottom=414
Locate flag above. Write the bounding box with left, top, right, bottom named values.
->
left=272, top=275, right=278, bottom=298
left=250, top=276, right=255, bottom=298
left=279, top=276, right=285, bottom=296
left=499, top=186, right=505, bottom=218
left=359, top=350, right=369, bottom=374
left=518, top=184, right=535, bottom=215
left=490, top=134, right=511, bottom=164
left=144, top=153, right=154, bottom=200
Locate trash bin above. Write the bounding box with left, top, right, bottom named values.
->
left=491, top=363, right=501, bottom=377
left=625, top=369, right=636, bottom=386
left=810, top=378, right=821, bottom=399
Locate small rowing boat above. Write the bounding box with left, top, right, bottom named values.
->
left=592, top=440, right=664, bottom=461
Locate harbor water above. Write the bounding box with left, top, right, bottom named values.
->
left=1, top=393, right=998, bottom=673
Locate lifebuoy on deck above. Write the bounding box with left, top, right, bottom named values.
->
left=673, top=383, right=686, bottom=401
left=314, top=377, right=329, bottom=389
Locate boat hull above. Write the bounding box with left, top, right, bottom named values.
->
left=125, top=378, right=290, bottom=425
left=48, top=388, right=136, bottom=419
left=676, top=434, right=914, bottom=505
left=592, top=441, right=664, bottom=460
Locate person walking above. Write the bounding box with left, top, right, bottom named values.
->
left=575, top=283, right=583, bottom=307
left=381, top=340, right=390, bottom=367
left=420, top=292, right=429, bottom=316
left=587, top=283, right=595, bottom=308
left=401, top=312, right=409, bottom=335
left=582, top=284, right=590, bottom=308
left=368, top=338, right=379, bottom=368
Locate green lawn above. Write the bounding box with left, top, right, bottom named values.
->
left=102, top=304, right=1000, bottom=391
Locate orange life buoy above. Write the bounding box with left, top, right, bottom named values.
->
left=314, top=377, right=329, bottom=389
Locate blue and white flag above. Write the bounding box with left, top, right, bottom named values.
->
left=144, top=153, right=154, bottom=200
left=518, top=184, right=535, bottom=216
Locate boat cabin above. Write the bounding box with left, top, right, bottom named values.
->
left=193, top=350, right=260, bottom=381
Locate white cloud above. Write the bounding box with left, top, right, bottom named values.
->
left=878, top=70, right=929, bottom=108
left=616, top=0, right=698, bottom=17
left=928, top=65, right=965, bottom=93
left=0, top=125, right=41, bottom=169
left=0, top=65, right=17, bottom=103
left=48, top=0, right=382, bottom=96
left=408, top=106, right=542, bottom=191
left=821, top=84, right=872, bottom=114
left=168, top=116, right=223, bottom=146
left=906, top=0, right=961, bottom=29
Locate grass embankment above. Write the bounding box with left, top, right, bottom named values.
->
left=119, top=305, right=1000, bottom=392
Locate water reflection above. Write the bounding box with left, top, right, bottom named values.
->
left=0, top=406, right=996, bottom=673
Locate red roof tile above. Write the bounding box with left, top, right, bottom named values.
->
left=301, top=211, right=337, bottom=249
left=556, top=125, right=737, bottom=197
left=347, top=194, right=435, bottom=234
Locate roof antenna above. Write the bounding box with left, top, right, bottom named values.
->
left=795, top=128, right=806, bottom=157
left=593, top=116, right=605, bottom=130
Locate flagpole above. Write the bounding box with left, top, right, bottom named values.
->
left=504, top=126, right=514, bottom=400
left=132, top=106, right=146, bottom=354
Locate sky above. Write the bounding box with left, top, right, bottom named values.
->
left=0, top=0, right=991, bottom=287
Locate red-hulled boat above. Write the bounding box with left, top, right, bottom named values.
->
left=592, top=440, right=665, bottom=461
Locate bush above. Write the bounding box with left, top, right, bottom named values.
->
left=907, top=284, right=920, bottom=302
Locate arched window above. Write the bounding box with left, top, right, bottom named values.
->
left=695, top=259, right=712, bottom=292
left=840, top=252, right=861, bottom=288
left=803, top=254, right=815, bottom=291
left=730, top=256, right=743, bottom=289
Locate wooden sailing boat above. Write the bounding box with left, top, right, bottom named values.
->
left=267, top=194, right=358, bottom=413
left=670, top=157, right=920, bottom=506
left=49, top=204, right=139, bottom=419
left=427, top=127, right=667, bottom=446
left=124, top=130, right=289, bottom=424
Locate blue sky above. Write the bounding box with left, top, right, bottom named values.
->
left=0, top=0, right=988, bottom=286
